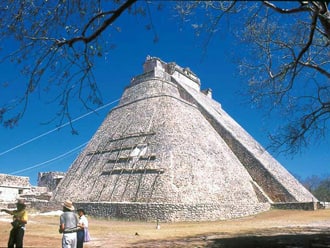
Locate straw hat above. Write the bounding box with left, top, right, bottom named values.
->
left=63, top=200, right=74, bottom=211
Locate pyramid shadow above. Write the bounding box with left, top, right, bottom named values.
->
left=130, top=232, right=330, bottom=248
left=208, top=233, right=330, bottom=248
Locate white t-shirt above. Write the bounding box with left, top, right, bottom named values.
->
left=78, top=215, right=88, bottom=228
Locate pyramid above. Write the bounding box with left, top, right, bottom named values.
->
left=53, top=56, right=317, bottom=221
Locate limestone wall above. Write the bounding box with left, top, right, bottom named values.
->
left=38, top=172, right=65, bottom=191
left=0, top=174, right=30, bottom=202
left=30, top=201, right=61, bottom=212
left=53, top=78, right=263, bottom=208
left=0, top=187, right=22, bottom=202
left=0, top=173, right=30, bottom=188
left=51, top=57, right=316, bottom=222
left=173, top=78, right=317, bottom=203
left=271, top=202, right=318, bottom=210
left=73, top=202, right=271, bottom=222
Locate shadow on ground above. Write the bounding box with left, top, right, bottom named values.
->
left=131, top=233, right=330, bottom=248
left=208, top=233, right=330, bottom=248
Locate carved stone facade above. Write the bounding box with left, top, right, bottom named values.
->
left=38, top=172, right=66, bottom=192
left=52, top=56, right=317, bottom=221
left=0, top=173, right=30, bottom=202
left=0, top=172, right=64, bottom=205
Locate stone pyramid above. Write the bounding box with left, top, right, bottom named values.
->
left=53, top=56, right=317, bottom=221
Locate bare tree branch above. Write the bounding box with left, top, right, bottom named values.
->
left=263, top=1, right=312, bottom=14
left=57, top=0, right=137, bottom=47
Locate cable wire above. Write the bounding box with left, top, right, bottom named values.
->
left=0, top=98, right=120, bottom=157
left=10, top=142, right=88, bottom=175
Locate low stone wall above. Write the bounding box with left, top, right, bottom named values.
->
left=29, top=201, right=61, bottom=212
left=29, top=201, right=271, bottom=222
left=271, top=202, right=319, bottom=210
left=26, top=201, right=325, bottom=221
left=73, top=202, right=271, bottom=222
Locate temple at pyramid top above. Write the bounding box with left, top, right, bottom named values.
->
left=53, top=56, right=317, bottom=222
left=131, top=56, right=213, bottom=98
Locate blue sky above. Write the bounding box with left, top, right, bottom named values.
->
left=0, top=2, right=329, bottom=185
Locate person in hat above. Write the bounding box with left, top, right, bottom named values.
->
left=1, top=198, right=28, bottom=248
left=76, top=208, right=90, bottom=248
left=59, top=200, right=79, bottom=248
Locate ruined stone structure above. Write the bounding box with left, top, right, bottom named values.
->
left=0, top=173, right=30, bottom=202
left=0, top=173, right=54, bottom=206
left=38, top=172, right=66, bottom=192
left=53, top=56, right=317, bottom=221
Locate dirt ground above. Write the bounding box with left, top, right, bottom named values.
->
left=1, top=209, right=330, bottom=248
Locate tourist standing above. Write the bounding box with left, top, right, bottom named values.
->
left=59, top=200, right=78, bottom=248
left=1, top=199, right=28, bottom=248
left=77, top=208, right=90, bottom=248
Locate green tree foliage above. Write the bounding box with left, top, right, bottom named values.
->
left=313, top=178, right=330, bottom=201
left=301, top=175, right=323, bottom=192
left=301, top=175, right=330, bottom=201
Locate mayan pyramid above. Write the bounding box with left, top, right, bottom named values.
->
left=53, top=56, right=317, bottom=221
